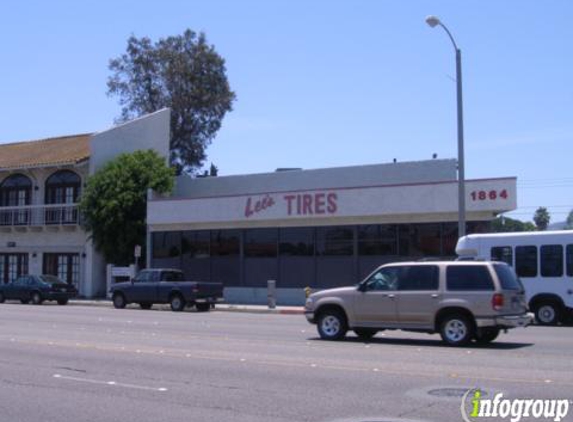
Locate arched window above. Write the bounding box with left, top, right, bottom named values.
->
left=0, top=174, right=32, bottom=206
left=45, top=170, right=81, bottom=205
left=45, top=170, right=81, bottom=224
left=0, top=174, right=32, bottom=225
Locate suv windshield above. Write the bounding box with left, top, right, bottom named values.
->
left=493, top=263, right=524, bottom=291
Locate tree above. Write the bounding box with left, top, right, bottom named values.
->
left=491, top=216, right=536, bottom=232
left=80, top=150, right=175, bottom=265
left=533, top=207, right=551, bottom=231
left=107, top=30, right=236, bottom=174
left=566, top=209, right=573, bottom=230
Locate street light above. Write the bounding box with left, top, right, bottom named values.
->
left=426, top=15, right=466, bottom=238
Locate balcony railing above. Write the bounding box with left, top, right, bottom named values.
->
left=0, top=204, right=81, bottom=227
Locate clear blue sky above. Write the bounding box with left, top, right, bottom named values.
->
left=1, top=0, right=571, bottom=223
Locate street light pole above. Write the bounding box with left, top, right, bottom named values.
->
left=426, top=15, right=466, bottom=238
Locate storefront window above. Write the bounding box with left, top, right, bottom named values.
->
left=357, top=225, right=397, bottom=256
left=316, top=226, right=354, bottom=256
left=279, top=227, right=314, bottom=256
left=211, top=230, right=240, bottom=256
left=245, top=228, right=278, bottom=257
left=399, top=224, right=441, bottom=257
left=182, top=231, right=210, bottom=258
left=152, top=232, right=181, bottom=259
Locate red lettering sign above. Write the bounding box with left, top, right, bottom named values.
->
left=245, top=194, right=276, bottom=218
left=283, top=192, right=338, bottom=216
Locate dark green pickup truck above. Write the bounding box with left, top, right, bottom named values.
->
left=109, top=269, right=224, bottom=312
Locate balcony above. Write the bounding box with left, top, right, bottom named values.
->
left=0, top=204, right=81, bottom=232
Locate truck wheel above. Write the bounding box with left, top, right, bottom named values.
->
left=317, top=309, right=348, bottom=341
left=353, top=328, right=378, bottom=340
left=113, top=293, right=127, bottom=309
left=31, top=292, right=43, bottom=305
left=196, top=303, right=210, bottom=312
left=139, top=303, right=153, bottom=310
left=170, top=294, right=185, bottom=312
left=533, top=301, right=561, bottom=326
left=475, top=327, right=500, bottom=344
left=440, top=314, right=474, bottom=346
left=57, top=299, right=68, bottom=305
left=21, top=299, right=30, bottom=304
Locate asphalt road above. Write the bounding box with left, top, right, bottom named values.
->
left=0, top=303, right=572, bottom=422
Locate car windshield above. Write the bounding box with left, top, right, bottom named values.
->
left=39, top=275, right=65, bottom=285
left=493, top=263, right=524, bottom=291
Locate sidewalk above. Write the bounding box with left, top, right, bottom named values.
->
left=68, top=299, right=305, bottom=315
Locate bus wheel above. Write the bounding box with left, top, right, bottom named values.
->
left=534, top=301, right=561, bottom=326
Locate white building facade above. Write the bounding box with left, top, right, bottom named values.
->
left=147, top=160, right=517, bottom=305
left=0, top=109, right=170, bottom=297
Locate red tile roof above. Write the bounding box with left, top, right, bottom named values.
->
left=0, top=134, right=92, bottom=170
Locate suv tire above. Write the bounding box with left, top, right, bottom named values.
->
left=533, top=301, right=561, bottom=326
left=439, top=314, right=474, bottom=346
left=317, top=309, right=348, bottom=341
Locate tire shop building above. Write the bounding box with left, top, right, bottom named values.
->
left=147, top=159, right=517, bottom=305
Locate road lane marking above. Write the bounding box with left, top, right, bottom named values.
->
left=53, top=374, right=167, bottom=392
left=5, top=337, right=571, bottom=389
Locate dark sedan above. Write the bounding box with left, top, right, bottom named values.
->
left=0, top=275, right=77, bottom=305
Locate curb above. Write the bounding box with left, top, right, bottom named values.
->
left=68, top=300, right=305, bottom=315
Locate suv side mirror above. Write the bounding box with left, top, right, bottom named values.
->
left=357, top=283, right=367, bottom=293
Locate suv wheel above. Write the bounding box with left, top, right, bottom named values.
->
left=475, top=327, right=500, bottom=344
left=113, top=293, right=127, bottom=309
left=534, top=302, right=561, bottom=326
left=317, top=310, right=348, bottom=341
left=0, top=292, right=5, bottom=303
left=440, top=314, right=474, bottom=346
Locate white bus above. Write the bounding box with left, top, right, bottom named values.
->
left=456, top=230, right=573, bottom=325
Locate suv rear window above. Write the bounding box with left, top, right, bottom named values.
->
left=493, top=263, right=523, bottom=291
left=446, top=265, right=494, bottom=291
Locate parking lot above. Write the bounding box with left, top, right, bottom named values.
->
left=0, top=303, right=572, bottom=422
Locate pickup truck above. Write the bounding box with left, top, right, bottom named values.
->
left=110, top=269, right=224, bottom=312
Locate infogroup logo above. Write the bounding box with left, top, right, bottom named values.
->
left=461, top=389, right=571, bottom=422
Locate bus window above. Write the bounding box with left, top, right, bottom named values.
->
left=540, top=245, right=563, bottom=277
left=491, top=246, right=513, bottom=266
left=567, top=245, right=573, bottom=277
left=515, top=245, right=537, bottom=278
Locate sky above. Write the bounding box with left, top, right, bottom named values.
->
left=1, top=0, right=571, bottom=224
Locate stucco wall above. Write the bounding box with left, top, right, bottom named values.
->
left=89, top=108, right=171, bottom=174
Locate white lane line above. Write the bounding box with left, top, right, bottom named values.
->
left=53, top=374, right=167, bottom=392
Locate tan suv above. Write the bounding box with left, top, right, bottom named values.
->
left=304, top=261, right=534, bottom=346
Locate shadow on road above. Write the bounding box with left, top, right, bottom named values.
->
left=307, top=335, right=534, bottom=350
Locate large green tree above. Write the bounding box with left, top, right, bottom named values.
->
left=80, top=150, right=175, bottom=265
left=533, top=207, right=551, bottom=231
left=107, top=30, right=236, bottom=174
